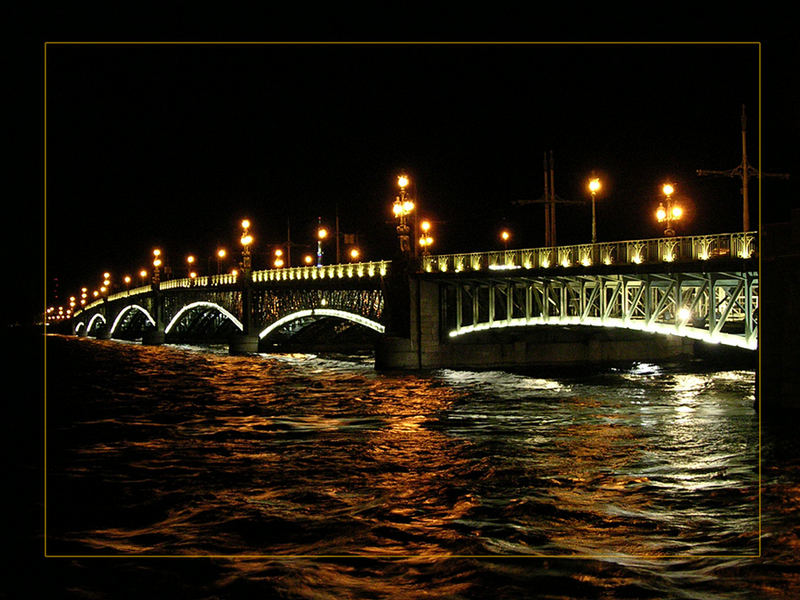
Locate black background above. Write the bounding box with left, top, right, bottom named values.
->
left=12, top=31, right=797, bottom=326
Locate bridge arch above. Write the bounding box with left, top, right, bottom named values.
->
left=447, top=316, right=756, bottom=350
left=109, top=304, right=157, bottom=336
left=164, top=301, right=244, bottom=334
left=85, top=313, right=107, bottom=335
left=258, top=308, right=385, bottom=340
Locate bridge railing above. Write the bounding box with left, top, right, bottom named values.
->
left=160, top=273, right=239, bottom=290
left=422, top=232, right=757, bottom=273
left=252, top=260, right=391, bottom=282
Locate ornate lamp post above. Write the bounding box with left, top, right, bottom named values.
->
left=152, top=249, right=162, bottom=284
left=419, top=219, right=433, bottom=255
left=240, top=219, right=253, bottom=271
left=392, top=173, right=415, bottom=255
left=656, top=183, right=682, bottom=237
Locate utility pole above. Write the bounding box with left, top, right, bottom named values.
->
left=697, top=104, right=790, bottom=231
left=514, top=150, right=585, bottom=246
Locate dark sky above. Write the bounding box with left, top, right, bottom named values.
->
left=17, top=38, right=800, bottom=323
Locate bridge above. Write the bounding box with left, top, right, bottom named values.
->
left=71, top=231, right=757, bottom=369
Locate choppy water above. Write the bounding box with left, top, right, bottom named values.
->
left=29, top=334, right=800, bottom=598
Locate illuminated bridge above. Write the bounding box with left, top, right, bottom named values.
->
left=72, top=231, right=757, bottom=369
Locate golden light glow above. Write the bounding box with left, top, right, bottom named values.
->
left=103, top=272, right=110, bottom=279
left=153, top=258, right=162, bottom=267
left=318, top=227, right=328, bottom=240
left=656, top=205, right=667, bottom=222
left=678, top=307, right=691, bottom=321
left=589, top=178, right=601, bottom=193
left=274, top=258, right=284, bottom=268
left=187, top=255, right=195, bottom=264
left=662, top=183, right=674, bottom=196
left=304, top=254, right=314, bottom=265
left=217, top=249, right=226, bottom=258
left=153, top=249, right=161, bottom=257
left=189, top=271, right=197, bottom=279
left=421, top=220, right=431, bottom=233
left=241, top=219, right=250, bottom=230
left=501, top=230, right=510, bottom=241
left=398, top=174, right=409, bottom=188
left=671, top=206, right=683, bottom=219
left=124, top=276, right=131, bottom=284
left=403, top=200, right=414, bottom=213
left=349, top=248, right=360, bottom=260
left=139, top=269, right=148, bottom=278
left=274, top=248, right=283, bottom=257
left=240, top=233, right=253, bottom=246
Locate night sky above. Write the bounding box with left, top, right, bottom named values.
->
left=17, top=38, right=800, bottom=323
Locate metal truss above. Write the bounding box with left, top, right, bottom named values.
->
left=443, top=270, right=758, bottom=350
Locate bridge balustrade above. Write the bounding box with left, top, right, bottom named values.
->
left=252, top=260, right=390, bottom=282
left=422, top=232, right=757, bottom=273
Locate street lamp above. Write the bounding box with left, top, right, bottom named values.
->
left=393, top=173, right=415, bottom=254
left=216, top=248, right=226, bottom=274
left=656, top=183, right=682, bottom=236
left=186, top=254, right=196, bottom=277
left=304, top=254, right=314, bottom=266
left=274, top=248, right=284, bottom=268
left=500, top=229, right=510, bottom=250
left=349, top=247, right=360, bottom=261
left=588, top=176, right=601, bottom=244
left=317, top=220, right=328, bottom=266
left=240, top=219, right=253, bottom=270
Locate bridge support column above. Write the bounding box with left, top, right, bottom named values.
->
left=229, top=268, right=260, bottom=355
left=376, top=275, right=445, bottom=370
left=142, top=283, right=165, bottom=345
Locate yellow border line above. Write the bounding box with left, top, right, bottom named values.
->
left=43, top=40, right=762, bottom=560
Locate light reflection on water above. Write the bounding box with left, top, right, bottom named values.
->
left=42, top=335, right=800, bottom=599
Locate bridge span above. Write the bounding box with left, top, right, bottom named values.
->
left=72, top=232, right=757, bottom=369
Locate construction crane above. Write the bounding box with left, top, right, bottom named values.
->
left=696, top=104, right=790, bottom=231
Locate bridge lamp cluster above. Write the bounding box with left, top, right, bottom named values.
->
left=419, top=220, right=433, bottom=255
left=656, top=183, right=683, bottom=237
left=393, top=173, right=415, bottom=254
left=274, top=248, right=285, bottom=268
left=240, top=220, right=254, bottom=247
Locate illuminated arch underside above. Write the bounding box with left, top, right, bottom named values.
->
left=258, top=308, right=385, bottom=339
left=110, top=304, right=157, bottom=335
left=449, top=316, right=756, bottom=350
left=165, top=301, right=244, bottom=334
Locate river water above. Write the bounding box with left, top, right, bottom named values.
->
left=25, top=334, right=800, bottom=598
